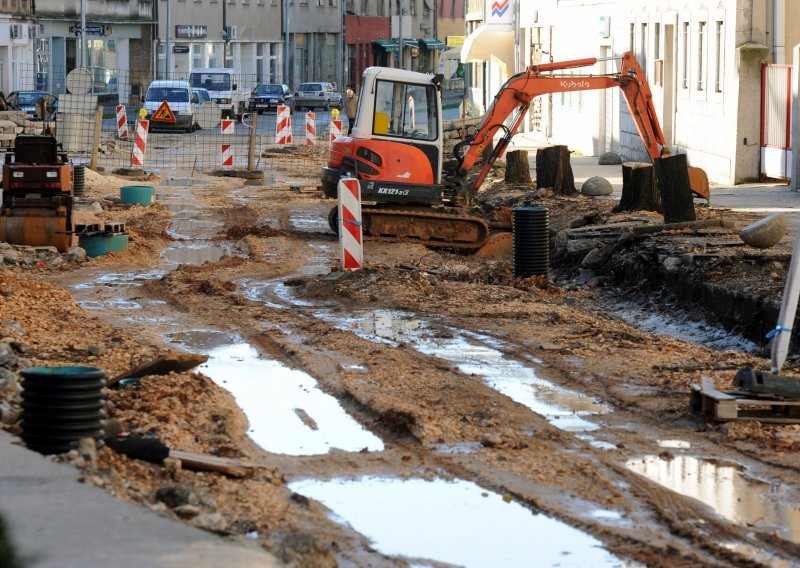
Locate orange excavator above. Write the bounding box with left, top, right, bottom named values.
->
left=322, top=51, right=708, bottom=253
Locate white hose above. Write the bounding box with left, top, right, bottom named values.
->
left=770, top=229, right=800, bottom=372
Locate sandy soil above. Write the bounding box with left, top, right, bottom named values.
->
left=2, top=161, right=800, bottom=567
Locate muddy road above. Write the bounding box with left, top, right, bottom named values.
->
left=2, top=166, right=800, bottom=567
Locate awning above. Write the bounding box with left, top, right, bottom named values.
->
left=403, top=38, right=419, bottom=48
left=373, top=39, right=399, bottom=52
left=421, top=37, right=445, bottom=50
left=460, top=25, right=514, bottom=73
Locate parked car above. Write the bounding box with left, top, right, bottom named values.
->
left=6, top=91, right=53, bottom=119
left=248, top=84, right=293, bottom=113
left=192, top=87, right=211, bottom=108
left=293, top=82, right=342, bottom=111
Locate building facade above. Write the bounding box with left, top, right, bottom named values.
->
left=36, top=0, right=154, bottom=105
left=155, top=0, right=282, bottom=94
left=462, top=0, right=794, bottom=185
left=0, top=1, right=36, bottom=96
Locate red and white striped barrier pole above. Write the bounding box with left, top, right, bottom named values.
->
left=276, top=105, right=292, bottom=145
left=305, top=111, right=316, bottom=145
left=130, top=119, right=149, bottom=167
left=220, top=119, right=235, bottom=135
left=221, top=144, right=234, bottom=167
left=337, top=177, right=363, bottom=270
left=115, top=105, right=128, bottom=139
left=220, top=119, right=234, bottom=167
left=329, top=119, right=342, bottom=142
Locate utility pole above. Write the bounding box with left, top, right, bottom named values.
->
left=339, top=0, right=345, bottom=88
left=398, top=0, right=404, bottom=69
left=283, top=0, right=290, bottom=83
left=165, top=0, right=171, bottom=77
left=80, top=0, right=86, bottom=68
left=222, top=0, right=228, bottom=68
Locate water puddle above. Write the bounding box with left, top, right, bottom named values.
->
left=289, top=476, right=621, bottom=567
left=161, top=243, right=229, bottom=265
left=657, top=440, right=692, bottom=449
left=317, top=309, right=608, bottom=432
left=168, top=218, right=224, bottom=240
left=166, top=329, right=383, bottom=456
left=627, top=455, right=800, bottom=544
left=289, top=209, right=330, bottom=233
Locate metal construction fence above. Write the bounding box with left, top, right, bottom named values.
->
left=10, top=66, right=350, bottom=180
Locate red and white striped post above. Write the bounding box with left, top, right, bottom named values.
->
left=130, top=119, right=149, bottom=167
left=305, top=111, right=316, bottom=145
left=221, top=144, right=234, bottom=167
left=276, top=105, right=292, bottom=145
left=220, top=119, right=235, bottom=135
left=220, top=119, right=234, bottom=167
left=115, top=105, right=128, bottom=139
left=329, top=119, right=343, bottom=142
left=337, top=177, right=363, bottom=270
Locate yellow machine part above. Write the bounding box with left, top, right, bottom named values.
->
left=0, top=207, right=71, bottom=253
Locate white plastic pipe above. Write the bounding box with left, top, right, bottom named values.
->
left=771, top=228, right=800, bottom=371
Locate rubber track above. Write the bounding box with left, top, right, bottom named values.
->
left=361, top=207, right=490, bottom=249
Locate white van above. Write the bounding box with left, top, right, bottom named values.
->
left=189, top=68, right=244, bottom=119
left=144, top=80, right=197, bottom=132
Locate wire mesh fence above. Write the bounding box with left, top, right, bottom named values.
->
left=6, top=65, right=350, bottom=181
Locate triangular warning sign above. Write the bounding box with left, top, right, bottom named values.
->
left=151, top=100, right=176, bottom=122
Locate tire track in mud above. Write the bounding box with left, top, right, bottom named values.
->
left=141, top=255, right=800, bottom=567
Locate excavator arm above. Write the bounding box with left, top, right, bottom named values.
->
left=456, top=51, right=671, bottom=196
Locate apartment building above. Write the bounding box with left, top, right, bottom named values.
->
left=0, top=0, right=36, bottom=95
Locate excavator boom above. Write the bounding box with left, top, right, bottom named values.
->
left=458, top=51, right=674, bottom=195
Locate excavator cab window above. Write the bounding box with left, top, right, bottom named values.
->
left=372, top=79, right=437, bottom=142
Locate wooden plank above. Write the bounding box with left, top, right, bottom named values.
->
left=169, top=450, right=252, bottom=478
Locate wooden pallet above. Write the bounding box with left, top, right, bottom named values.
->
left=691, top=376, right=800, bottom=424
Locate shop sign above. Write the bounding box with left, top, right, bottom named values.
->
left=69, top=25, right=110, bottom=36
left=175, top=25, right=207, bottom=39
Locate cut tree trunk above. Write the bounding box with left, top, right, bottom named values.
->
left=536, top=145, right=576, bottom=195
left=655, top=153, right=696, bottom=224
left=505, top=150, right=533, bottom=184
left=614, top=162, right=662, bottom=213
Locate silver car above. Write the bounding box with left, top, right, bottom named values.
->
left=293, top=82, right=342, bottom=111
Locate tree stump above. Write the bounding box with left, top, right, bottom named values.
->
left=654, top=153, right=696, bottom=223
left=613, top=162, right=662, bottom=213
left=536, top=145, right=576, bottom=195
left=504, top=150, right=533, bottom=184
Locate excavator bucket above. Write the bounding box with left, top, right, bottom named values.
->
left=474, top=232, right=513, bottom=258
left=688, top=166, right=710, bottom=201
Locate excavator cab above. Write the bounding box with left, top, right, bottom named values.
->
left=322, top=67, right=446, bottom=205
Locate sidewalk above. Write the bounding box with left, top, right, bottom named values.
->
left=0, top=431, right=277, bottom=567
left=508, top=132, right=800, bottom=227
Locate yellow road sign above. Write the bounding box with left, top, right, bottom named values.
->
left=151, top=101, right=176, bottom=122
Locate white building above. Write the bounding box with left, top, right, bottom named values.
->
left=463, top=1, right=794, bottom=185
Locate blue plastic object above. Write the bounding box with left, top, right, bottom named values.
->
left=120, top=185, right=157, bottom=206
left=78, top=234, right=129, bottom=258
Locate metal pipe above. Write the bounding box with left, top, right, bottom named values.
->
left=223, top=0, right=228, bottom=68
left=398, top=0, right=404, bottom=69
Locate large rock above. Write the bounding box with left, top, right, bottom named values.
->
left=581, top=176, right=613, bottom=196
left=598, top=151, right=622, bottom=165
